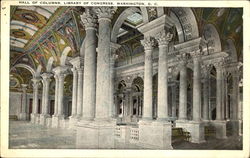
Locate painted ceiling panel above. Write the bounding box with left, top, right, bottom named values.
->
left=10, top=37, right=28, bottom=43
left=10, top=40, right=25, bottom=48
left=11, top=20, right=39, bottom=31
left=10, top=6, right=58, bottom=51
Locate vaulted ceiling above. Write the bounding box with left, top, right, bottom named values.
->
left=9, top=7, right=243, bottom=93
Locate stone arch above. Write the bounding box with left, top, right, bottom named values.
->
left=140, top=7, right=149, bottom=23
left=12, top=63, right=36, bottom=77
left=46, top=57, right=54, bottom=72
left=170, top=8, right=199, bottom=42
left=60, top=46, right=72, bottom=66
left=203, top=23, right=222, bottom=54
left=35, top=64, right=42, bottom=77
left=111, top=7, right=141, bottom=43
left=80, top=38, right=85, bottom=57
left=132, top=76, right=144, bottom=92
left=226, top=39, right=238, bottom=62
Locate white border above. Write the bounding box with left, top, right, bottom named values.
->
left=1, top=1, right=250, bottom=158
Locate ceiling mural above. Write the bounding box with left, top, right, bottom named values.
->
left=9, top=7, right=243, bottom=93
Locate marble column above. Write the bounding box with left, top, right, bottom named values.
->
left=40, top=73, right=53, bottom=125
left=31, top=78, right=40, bottom=123
left=70, top=67, right=78, bottom=118
left=155, top=31, right=173, bottom=121
left=53, top=75, right=59, bottom=116
left=178, top=54, right=188, bottom=121
left=52, top=66, right=68, bottom=128
left=57, top=73, right=65, bottom=116
left=213, top=60, right=227, bottom=139
left=192, top=52, right=202, bottom=122
left=81, top=8, right=97, bottom=120
left=171, top=83, right=177, bottom=118
left=232, top=71, right=239, bottom=120
left=110, top=43, right=120, bottom=118
left=141, top=36, right=155, bottom=120
left=76, top=7, right=118, bottom=149
left=215, top=62, right=223, bottom=120
left=19, top=84, right=28, bottom=120
left=202, top=66, right=210, bottom=121
left=76, top=67, right=83, bottom=118
left=95, top=7, right=117, bottom=120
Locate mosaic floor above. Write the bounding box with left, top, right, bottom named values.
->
left=9, top=121, right=242, bottom=150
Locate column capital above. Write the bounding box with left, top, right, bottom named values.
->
left=141, top=36, right=155, bottom=50
left=190, top=49, right=203, bottom=60
left=69, top=56, right=84, bottom=69
left=155, top=31, right=173, bottom=46
left=81, top=7, right=97, bottom=30
left=214, top=58, right=225, bottom=70
left=201, top=64, right=213, bottom=79
left=21, top=84, right=28, bottom=93
left=31, top=77, right=41, bottom=84
left=177, top=52, right=190, bottom=65
left=41, top=72, right=53, bottom=80
left=53, top=66, right=69, bottom=76
left=93, top=7, right=117, bottom=21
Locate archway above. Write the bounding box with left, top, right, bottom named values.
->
left=131, top=77, right=144, bottom=121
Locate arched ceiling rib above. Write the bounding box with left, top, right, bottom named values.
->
left=10, top=6, right=59, bottom=50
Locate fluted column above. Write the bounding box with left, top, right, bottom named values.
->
left=81, top=8, right=98, bottom=120
left=70, top=67, right=78, bottom=117
left=94, top=7, right=117, bottom=120
left=202, top=65, right=211, bottom=120
left=192, top=51, right=202, bottom=121
left=141, top=37, right=155, bottom=120
left=178, top=53, right=189, bottom=120
left=155, top=31, right=173, bottom=121
left=215, top=61, right=223, bottom=120
left=32, top=78, right=40, bottom=115
left=76, top=67, right=83, bottom=118
left=41, top=73, right=53, bottom=116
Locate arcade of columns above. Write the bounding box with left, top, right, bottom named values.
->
left=24, top=7, right=242, bottom=149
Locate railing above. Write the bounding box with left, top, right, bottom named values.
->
left=130, top=127, right=139, bottom=142
left=115, top=126, right=121, bottom=138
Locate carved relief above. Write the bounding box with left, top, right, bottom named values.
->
left=93, top=7, right=117, bottom=19
left=155, top=31, right=173, bottom=46
left=80, top=8, right=97, bottom=29
left=140, top=36, right=155, bottom=50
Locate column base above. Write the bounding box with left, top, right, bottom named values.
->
left=138, top=120, right=173, bottom=149
left=175, top=120, right=206, bottom=144
left=210, top=120, right=227, bottom=139
left=76, top=119, right=116, bottom=149
left=30, top=113, right=36, bottom=123
left=227, top=120, right=241, bottom=136
left=68, top=116, right=79, bottom=129
left=39, top=114, right=51, bottom=126
left=51, top=115, right=64, bottom=128
left=18, top=113, right=27, bottom=120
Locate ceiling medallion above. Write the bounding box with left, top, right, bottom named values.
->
left=21, top=12, right=39, bottom=23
